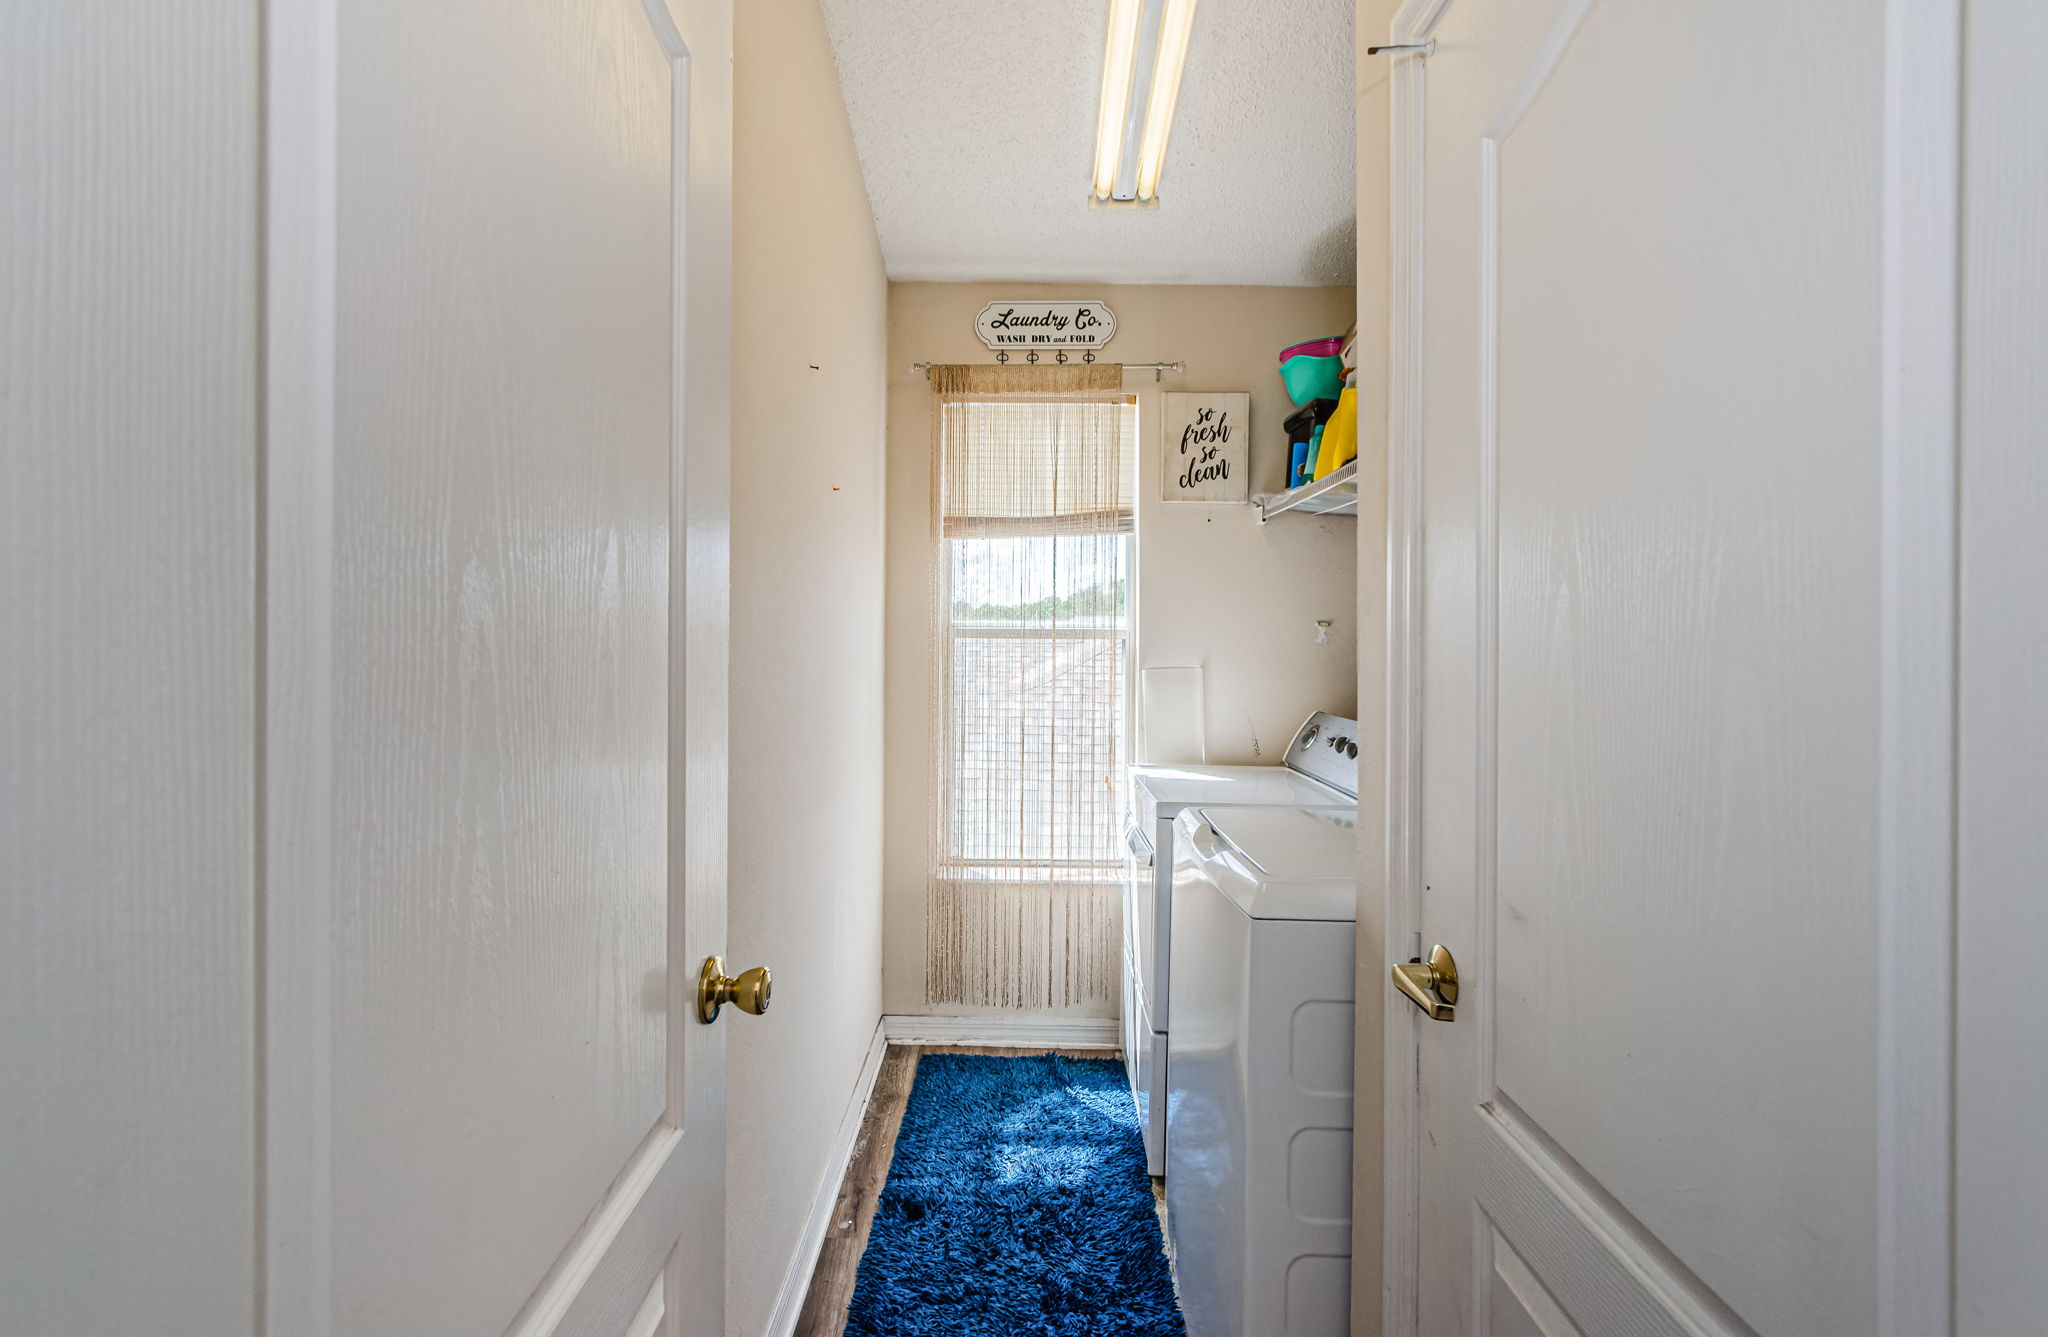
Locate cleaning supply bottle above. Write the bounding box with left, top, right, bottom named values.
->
left=1314, top=386, right=1360, bottom=480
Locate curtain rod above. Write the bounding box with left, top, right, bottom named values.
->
left=909, top=360, right=1184, bottom=375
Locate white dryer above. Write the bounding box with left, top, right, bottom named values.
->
left=1121, top=713, right=1358, bottom=1176
left=1166, top=803, right=1358, bottom=1337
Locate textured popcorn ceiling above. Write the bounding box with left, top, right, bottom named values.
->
left=816, top=0, right=1356, bottom=286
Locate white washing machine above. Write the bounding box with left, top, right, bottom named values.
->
left=1121, top=712, right=1358, bottom=1176
left=1166, top=803, right=1357, bottom=1337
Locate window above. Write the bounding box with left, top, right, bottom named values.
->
left=923, top=369, right=1135, bottom=1009
left=944, top=530, right=1130, bottom=877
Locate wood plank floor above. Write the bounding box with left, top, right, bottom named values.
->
left=792, top=1044, right=1123, bottom=1337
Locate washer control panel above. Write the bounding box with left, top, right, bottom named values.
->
left=1285, top=710, right=1361, bottom=799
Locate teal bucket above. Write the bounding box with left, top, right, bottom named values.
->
left=1280, top=354, right=1345, bottom=406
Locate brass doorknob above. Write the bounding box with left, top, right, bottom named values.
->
left=1392, top=944, right=1458, bottom=1021
left=697, top=956, right=772, bottom=1024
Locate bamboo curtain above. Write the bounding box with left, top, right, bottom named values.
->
left=925, top=364, right=1134, bottom=1011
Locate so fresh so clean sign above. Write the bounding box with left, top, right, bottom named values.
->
left=974, top=300, right=1117, bottom=349
left=1161, top=392, right=1249, bottom=503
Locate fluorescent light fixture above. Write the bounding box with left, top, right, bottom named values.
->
left=1091, top=0, right=1198, bottom=205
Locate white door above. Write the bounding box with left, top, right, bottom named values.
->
left=4, top=5, right=263, bottom=1333
left=1955, top=1, right=2048, bottom=1332
left=4, top=0, right=736, bottom=1334
left=268, top=0, right=735, bottom=1333
left=1380, top=1, right=1960, bottom=1334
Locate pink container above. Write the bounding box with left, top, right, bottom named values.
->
left=1278, top=336, right=1344, bottom=363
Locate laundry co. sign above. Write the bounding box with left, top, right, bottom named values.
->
left=974, top=300, right=1117, bottom=350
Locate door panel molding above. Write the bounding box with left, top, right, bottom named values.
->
left=626, top=1279, right=666, bottom=1337
left=1468, top=0, right=1599, bottom=1115
left=1873, top=3, right=1962, bottom=1335
left=260, top=0, right=339, bottom=1333
left=506, top=1123, right=681, bottom=1337
left=1483, top=1222, right=1582, bottom=1337
left=661, top=0, right=735, bottom=1327
left=1476, top=1100, right=1754, bottom=1337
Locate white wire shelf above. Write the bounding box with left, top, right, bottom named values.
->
left=1253, top=459, right=1359, bottom=521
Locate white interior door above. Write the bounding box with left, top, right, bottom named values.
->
left=1954, top=0, right=2048, bottom=1331
left=1381, top=1, right=1959, bottom=1334
left=4, top=6, right=262, bottom=1332
left=7, top=2, right=733, bottom=1334
left=264, top=1, right=734, bottom=1335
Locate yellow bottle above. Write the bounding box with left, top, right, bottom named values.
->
left=1314, top=385, right=1359, bottom=480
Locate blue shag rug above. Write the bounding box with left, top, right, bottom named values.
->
left=843, top=1052, right=1186, bottom=1337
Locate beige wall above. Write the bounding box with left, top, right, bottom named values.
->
left=728, top=1, right=888, bottom=1332
left=1352, top=0, right=1398, bottom=1330
left=884, top=282, right=1361, bottom=1016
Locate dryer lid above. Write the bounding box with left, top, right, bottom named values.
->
left=1128, top=762, right=1345, bottom=832
left=1181, top=804, right=1360, bottom=921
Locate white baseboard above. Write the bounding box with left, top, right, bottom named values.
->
left=881, top=1013, right=1121, bottom=1049
left=762, top=1017, right=889, bottom=1337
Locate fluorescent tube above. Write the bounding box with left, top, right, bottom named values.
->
left=1134, top=0, right=1198, bottom=201
left=1092, top=0, right=1142, bottom=200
